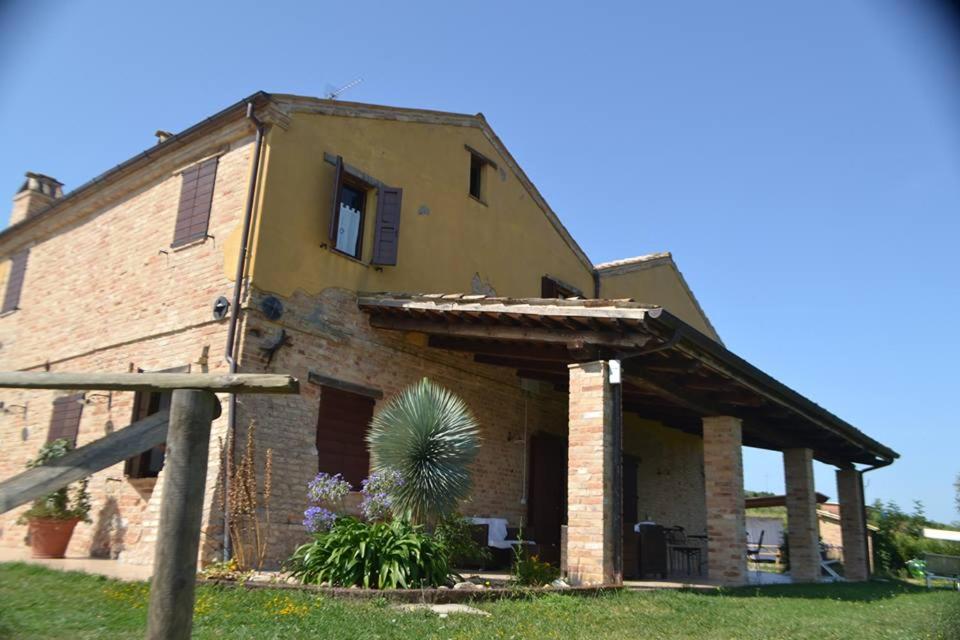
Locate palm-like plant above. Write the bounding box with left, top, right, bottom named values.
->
left=367, top=378, right=480, bottom=524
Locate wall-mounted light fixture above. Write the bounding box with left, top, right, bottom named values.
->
left=0, top=401, right=28, bottom=417
left=80, top=392, right=113, bottom=410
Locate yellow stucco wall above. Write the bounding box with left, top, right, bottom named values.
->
left=246, top=111, right=595, bottom=298
left=599, top=264, right=720, bottom=340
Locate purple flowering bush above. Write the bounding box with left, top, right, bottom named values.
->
left=302, top=472, right=351, bottom=533
left=359, top=468, right=403, bottom=522
left=302, top=506, right=338, bottom=533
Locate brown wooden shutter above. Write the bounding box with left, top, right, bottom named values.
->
left=315, top=386, right=375, bottom=488
left=371, top=186, right=403, bottom=266
left=172, top=157, right=218, bottom=247
left=328, top=155, right=345, bottom=243
left=47, top=394, right=84, bottom=446
left=2, top=249, right=29, bottom=313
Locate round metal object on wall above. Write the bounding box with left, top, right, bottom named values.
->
left=260, top=295, right=284, bottom=321
left=212, top=296, right=230, bottom=321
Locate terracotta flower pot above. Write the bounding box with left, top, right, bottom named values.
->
left=28, top=518, right=80, bottom=559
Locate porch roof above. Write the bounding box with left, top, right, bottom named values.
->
left=358, top=293, right=899, bottom=468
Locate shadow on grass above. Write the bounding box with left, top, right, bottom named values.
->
left=695, top=579, right=943, bottom=602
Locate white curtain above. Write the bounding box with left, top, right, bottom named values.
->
left=336, top=202, right=361, bottom=254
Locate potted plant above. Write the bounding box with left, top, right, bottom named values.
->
left=17, top=438, right=92, bottom=558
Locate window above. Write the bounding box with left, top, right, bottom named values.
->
left=541, top=275, right=582, bottom=299
left=47, top=394, right=84, bottom=446
left=315, top=385, right=375, bottom=488
left=465, top=144, right=498, bottom=203
left=172, top=157, right=218, bottom=248
left=336, top=182, right=366, bottom=257
left=328, top=156, right=370, bottom=259
left=125, top=365, right=188, bottom=479
left=2, top=249, right=29, bottom=313
left=327, top=155, right=404, bottom=264
left=125, top=389, right=170, bottom=478
left=469, top=153, right=484, bottom=200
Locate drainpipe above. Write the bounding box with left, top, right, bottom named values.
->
left=222, top=102, right=265, bottom=561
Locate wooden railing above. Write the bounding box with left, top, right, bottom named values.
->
left=0, top=372, right=299, bottom=640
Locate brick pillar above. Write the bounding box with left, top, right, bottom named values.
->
left=837, top=468, right=869, bottom=581
left=784, top=448, right=820, bottom=582
left=565, top=361, right=619, bottom=586
left=703, top=416, right=746, bottom=586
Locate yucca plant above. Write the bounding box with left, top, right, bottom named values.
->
left=366, top=378, right=480, bottom=524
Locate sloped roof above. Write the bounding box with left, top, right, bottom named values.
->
left=359, top=292, right=898, bottom=468
left=595, top=252, right=722, bottom=344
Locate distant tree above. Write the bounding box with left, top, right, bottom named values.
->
left=868, top=498, right=960, bottom=575
left=745, top=490, right=776, bottom=498
left=955, top=472, right=960, bottom=517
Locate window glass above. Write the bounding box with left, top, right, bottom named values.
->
left=469, top=155, right=483, bottom=200
left=335, top=183, right=365, bottom=256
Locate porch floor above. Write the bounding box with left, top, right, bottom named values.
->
left=0, top=547, right=152, bottom=581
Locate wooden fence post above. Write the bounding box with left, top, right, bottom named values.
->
left=145, top=388, right=220, bottom=640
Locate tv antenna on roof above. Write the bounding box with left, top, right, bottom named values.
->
left=325, top=78, right=363, bottom=100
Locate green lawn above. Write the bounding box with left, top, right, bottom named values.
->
left=1, top=563, right=957, bottom=640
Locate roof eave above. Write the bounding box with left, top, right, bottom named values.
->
left=642, top=308, right=899, bottom=466
left=0, top=91, right=273, bottom=248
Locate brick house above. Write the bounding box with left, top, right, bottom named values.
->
left=0, top=92, right=897, bottom=586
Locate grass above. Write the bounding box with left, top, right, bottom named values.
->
left=1, top=562, right=958, bottom=639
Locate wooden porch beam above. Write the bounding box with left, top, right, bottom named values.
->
left=370, top=316, right=652, bottom=348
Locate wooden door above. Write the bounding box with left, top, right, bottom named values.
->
left=527, top=433, right=567, bottom=565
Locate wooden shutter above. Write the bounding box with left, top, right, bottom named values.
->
left=328, top=155, right=345, bottom=243
left=47, top=394, right=84, bottom=446
left=371, top=186, right=403, bottom=266
left=315, top=386, right=375, bottom=488
left=2, top=249, right=29, bottom=313
left=172, top=157, right=218, bottom=247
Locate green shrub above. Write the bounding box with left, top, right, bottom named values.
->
left=16, top=439, right=91, bottom=523
left=510, top=540, right=559, bottom=586
left=286, top=517, right=451, bottom=589
left=367, top=378, right=480, bottom=524
left=433, top=515, right=492, bottom=568
left=869, top=499, right=960, bottom=576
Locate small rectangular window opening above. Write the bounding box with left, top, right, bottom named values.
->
left=335, top=180, right=367, bottom=258
left=469, top=153, right=484, bottom=201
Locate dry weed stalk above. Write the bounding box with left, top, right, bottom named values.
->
left=218, top=421, right=273, bottom=570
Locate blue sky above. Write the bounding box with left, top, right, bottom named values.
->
left=1, top=1, right=957, bottom=522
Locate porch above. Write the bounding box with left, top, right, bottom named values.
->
left=359, top=293, right=899, bottom=587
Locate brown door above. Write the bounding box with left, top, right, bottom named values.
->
left=527, top=433, right=567, bottom=565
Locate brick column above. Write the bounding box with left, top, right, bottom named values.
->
left=703, top=416, right=746, bottom=586
left=837, top=468, right=869, bottom=581
left=565, top=361, right=619, bottom=586
left=784, top=448, right=820, bottom=582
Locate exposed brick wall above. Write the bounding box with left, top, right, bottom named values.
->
left=783, top=447, right=819, bottom=583
left=837, top=468, right=869, bottom=581
left=0, top=323, right=234, bottom=565
left=232, top=287, right=570, bottom=567
left=564, top=361, right=617, bottom=586
left=0, top=125, right=255, bottom=566
left=624, top=416, right=705, bottom=534
left=702, top=415, right=746, bottom=586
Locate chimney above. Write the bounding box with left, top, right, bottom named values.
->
left=9, top=172, right=63, bottom=226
